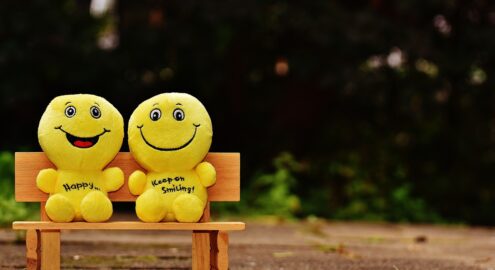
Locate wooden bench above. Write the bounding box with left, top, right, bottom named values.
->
left=12, top=152, right=245, bottom=270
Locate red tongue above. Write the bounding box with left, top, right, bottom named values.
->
left=74, top=140, right=93, bottom=148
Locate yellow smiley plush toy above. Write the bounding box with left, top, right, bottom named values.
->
left=128, top=93, right=216, bottom=222
left=37, top=94, right=124, bottom=222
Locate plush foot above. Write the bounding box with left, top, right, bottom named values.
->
left=136, top=189, right=166, bottom=222
left=45, top=194, right=75, bottom=222
left=80, top=191, right=113, bottom=222
left=164, top=212, right=176, bottom=222
left=172, top=194, right=205, bottom=222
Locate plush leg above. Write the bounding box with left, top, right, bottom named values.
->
left=45, top=194, right=75, bottom=222
left=135, top=189, right=166, bottom=222
left=172, top=194, right=204, bottom=223
left=80, top=191, right=113, bottom=222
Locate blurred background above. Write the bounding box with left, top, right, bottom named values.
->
left=1, top=0, right=495, bottom=225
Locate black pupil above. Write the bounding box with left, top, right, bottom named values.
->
left=153, top=112, right=159, bottom=120
left=92, top=108, right=99, bottom=116
left=67, top=108, right=74, bottom=115
left=176, top=111, right=183, bottom=119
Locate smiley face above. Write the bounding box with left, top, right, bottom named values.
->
left=38, top=94, right=124, bottom=170
left=128, top=93, right=213, bottom=172
left=54, top=103, right=110, bottom=149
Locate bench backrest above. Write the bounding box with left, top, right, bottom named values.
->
left=15, top=152, right=240, bottom=202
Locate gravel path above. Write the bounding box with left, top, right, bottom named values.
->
left=0, top=220, right=494, bottom=269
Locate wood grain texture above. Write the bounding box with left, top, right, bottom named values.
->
left=15, top=152, right=240, bottom=202
left=40, top=230, right=60, bottom=270
left=26, top=229, right=40, bottom=270
left=218, top=231, right=229, bottom=270
left=13, top=221, right=246, bottom=231
left=200, top=202, right=211, bottom=222
left=192, top=231, right=210, bottom=270
left=40, top=203, right=49, bottom=221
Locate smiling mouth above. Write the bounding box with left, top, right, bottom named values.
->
left=55, top=126, right=110, bottom=149
left=137, top=124, right=200, bottom=151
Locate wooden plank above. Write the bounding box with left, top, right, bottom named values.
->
left=40, top=230, right=60, bottom=270
left=210, top=231, right=229, bottom=270
left=26, top=229, right=40, bottom=270
left=216, top=231, right=229, bottom=270
left=15, top=152, right=240, bottom=202
left=192, top=231, right=210, bottom=270
left=13, top=221, right=246, bottom=231
left=40, top=202, right=49, bottom=221
left=200, top=202, right=211, bottom=222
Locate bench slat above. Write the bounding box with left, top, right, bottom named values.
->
left=12, top=221, right=245, bottom=231
left=15, top=152, right=240, bottom=202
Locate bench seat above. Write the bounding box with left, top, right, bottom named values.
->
left=13, top=221, right=246, bottom=231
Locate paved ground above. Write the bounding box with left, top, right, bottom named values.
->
left=1, top=219, right=495, bottom=269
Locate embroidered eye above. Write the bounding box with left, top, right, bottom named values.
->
left=65, top=106, right=76, bottom=118
left=90, top=106, right=101, bottom=119
left=173, top=109, right=185, bottom=121
left=150, top=108, right=161, bottom=121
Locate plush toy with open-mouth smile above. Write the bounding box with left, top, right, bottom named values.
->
left=37, top=94, right=124, bottom=222
left=128, top=93, right=216, bottom=222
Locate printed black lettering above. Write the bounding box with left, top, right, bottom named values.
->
left=62, top=181, right=101, bottom=192
left=161, top=183, right=196, bottom=194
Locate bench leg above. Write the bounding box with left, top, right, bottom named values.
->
left=192, top=231, right=210, bottom=270
left=40, top=230, right=60, bottom=270
left=210, top=231, right=229, bottom=270
left=26, top=229, right=41, bottom=270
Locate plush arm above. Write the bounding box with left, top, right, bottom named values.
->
left=129, top=170, right=147, bottom=195
left=103, top=167, right=124, bottom=192
left=196, top=162, right=216, bottom=187
left=36, top=168, right=58, bottom=194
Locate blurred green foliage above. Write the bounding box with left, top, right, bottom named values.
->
left=215, top=152, right=301, bottom=219
left=1, top=1, right=495, bottom=224
left=0, top=152, right=38, bottom=225
left=249, top=152, right=301, bottom=218
left=327, top=156, right=441, bottom=222
left=215, top=152, right=441, bottom=223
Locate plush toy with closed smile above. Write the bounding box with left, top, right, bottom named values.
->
left=37, top=94, right=124, bottom=222
left=128, top=93, right=216, bottom=222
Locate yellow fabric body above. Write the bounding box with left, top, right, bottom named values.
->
left=128, top=93, right=216, bottom=222
left=37, top=94, right=124, bottom=222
